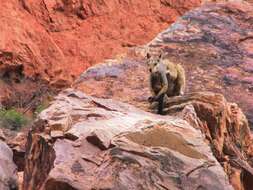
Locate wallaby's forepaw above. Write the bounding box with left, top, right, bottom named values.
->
left=157, top=110, right=165, bottom=115
left=149, top=101, right=158, bottom=109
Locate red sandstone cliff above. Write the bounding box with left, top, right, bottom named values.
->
left=0, top=0, right=203, bottom=108
left=22, top=0, right=203, bottom=75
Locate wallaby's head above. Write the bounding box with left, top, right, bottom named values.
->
left=146, top=53, right=162, bottom=73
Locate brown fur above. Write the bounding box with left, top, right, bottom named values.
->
left=146, top=53, right=186, bottom=114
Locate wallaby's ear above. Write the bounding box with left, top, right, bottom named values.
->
left=158, top=53, right=162, bottom=59
left=146, top=53, right=151, bottom=59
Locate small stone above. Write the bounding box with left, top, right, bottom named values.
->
left=50, top=130, right=64, bottom=138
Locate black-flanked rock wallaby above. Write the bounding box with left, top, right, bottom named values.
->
left=146, top=53, right=185, bottom=115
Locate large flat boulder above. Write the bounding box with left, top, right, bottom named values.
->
left=23, top=89, right=233, bottom=190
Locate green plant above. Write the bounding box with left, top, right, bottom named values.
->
left=0, top=108, right=28, bottom=130
left=34, top=102, right=49, bottom=116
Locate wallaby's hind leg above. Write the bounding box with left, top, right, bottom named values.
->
left=173, top=80, right=181, bottom=96
left=174, top=65, right=185, bottom=96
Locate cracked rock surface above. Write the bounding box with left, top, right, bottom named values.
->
left=23, top=89, right=233, bottom=190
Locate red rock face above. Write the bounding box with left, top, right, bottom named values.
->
left=21, top=0, right=202, bottom=75
left=0, top=0, right=204, bottom=107
left=0, top=1, right=74, bottom=80
left=0, top=0, right=71, bottom=107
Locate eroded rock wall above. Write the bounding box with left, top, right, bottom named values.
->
left=0, top=0, right=203, bottom=108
